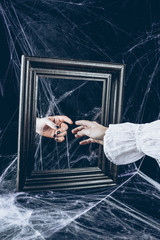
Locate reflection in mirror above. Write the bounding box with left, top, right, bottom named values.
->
left=35, top=77, right=104, bottom=171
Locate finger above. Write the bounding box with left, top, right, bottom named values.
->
left=55, top=115, right=73, bottom=125
left=75, top=120, right=93, bottom=128
left=55, top=131, right=67, bottom=137
left=54, top=136, right=65, bottom=142
left=42, top=130, right=56, bottom=138
left=79, top=138, right=93, bottom=145
left=75, top=128, right=90, bottom=138
left=57, top=123, right=69, bottom=132
left=72, top=126, right=84, bottom=134
left=75, top=134, right=82, bottom=138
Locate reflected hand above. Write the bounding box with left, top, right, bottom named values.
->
left=72, top=120, right=108, bottom=145
left=36, top=116, right=73, bottom=142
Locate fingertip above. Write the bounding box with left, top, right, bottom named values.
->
left=75, top=134, right=81, bottom=138
left=66, top=119, right=73, bottom=124
left=56, top=137, right=65, bottom=142
left=72, top=128, right=77, bottom=134
left=64, top=116, right=73, bottom=125
left=75, top=121, right=80, bottom=125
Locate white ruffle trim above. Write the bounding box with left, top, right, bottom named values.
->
left=103, top=122, right=145, bottom=165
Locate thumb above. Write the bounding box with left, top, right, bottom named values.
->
left=45, top=118, right=57, bottom=130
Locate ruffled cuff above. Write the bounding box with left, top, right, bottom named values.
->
left=103, top=123, right=144, bottom=165
left=135, top=120, right=160, bottom=164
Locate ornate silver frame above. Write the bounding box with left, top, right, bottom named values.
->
left=17, top=56, right=125, bottom=192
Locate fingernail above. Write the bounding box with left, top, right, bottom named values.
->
left=55, top=138, right=58, bottom=142
left=53, top=134, right=57, bottom=137
left=57, top=131, right=60, bottom=134
left=56, top=125, right=59, bottom=129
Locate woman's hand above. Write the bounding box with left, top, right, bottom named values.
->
left=36, top=116, right=73, bottom=142
left=72, top=120, right=108, bottom=145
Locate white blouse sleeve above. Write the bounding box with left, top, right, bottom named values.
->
left=103, top=120, right=160, bottom=165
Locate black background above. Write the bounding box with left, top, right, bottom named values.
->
left=0, top=0, right=160, bottom=181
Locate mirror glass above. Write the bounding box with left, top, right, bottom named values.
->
left=34, top=77, right=104, bottom=171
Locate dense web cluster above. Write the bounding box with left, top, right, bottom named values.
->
left=0, top=0, right=160, bottom=239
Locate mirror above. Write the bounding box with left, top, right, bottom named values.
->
left=35, top=77, right=103, bottom=171
left=17, top=56, right=125, bottom=191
